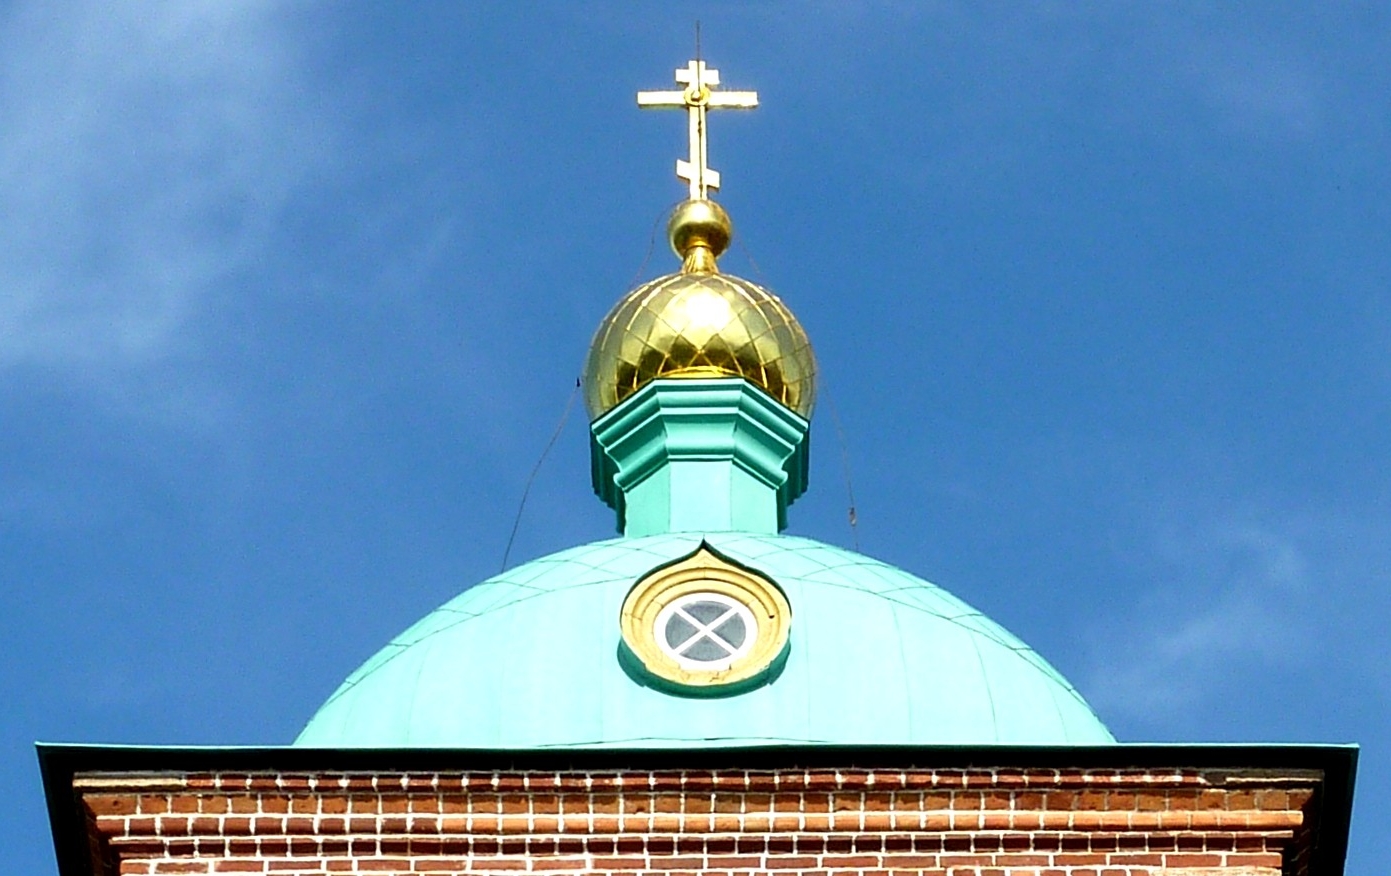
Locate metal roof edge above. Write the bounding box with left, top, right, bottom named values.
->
left=37, top=741, right=1358, bottom=876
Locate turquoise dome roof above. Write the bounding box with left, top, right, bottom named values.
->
left=296, top=532, right=1113, bottom=748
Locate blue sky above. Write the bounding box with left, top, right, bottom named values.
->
left=3, top=3, right=1386, bottom=871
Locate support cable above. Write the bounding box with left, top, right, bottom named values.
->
left=500, top=378, right=581, bottom=573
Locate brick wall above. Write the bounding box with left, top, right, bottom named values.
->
left=76, top=766, right=1319, bottom=876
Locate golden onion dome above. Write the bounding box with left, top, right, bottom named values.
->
left=583, top=200, right=816, bottom=420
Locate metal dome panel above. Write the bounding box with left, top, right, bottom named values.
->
left=296, top=534, right=1113, bottom=749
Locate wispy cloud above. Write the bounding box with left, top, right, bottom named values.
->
left=0, top=2, right=330, bottom=384
left=1165, top=30, right=1323, bottom=140
left=1085, top=511, right=1313, bottom=721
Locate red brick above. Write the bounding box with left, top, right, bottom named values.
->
left=829, top=811, right=860, bottom=830
left=743, top=814, right=772, bottom=832
left=593, top=857, right=648, bottom=870
left=361, top=774, right=395, bottom=791
left=138, top=795, right=171, bottom=814
left=127, top=816, right=157, bottom=835
left=159, top=816, right=192, bottom=836
left=428, top=797, right=460, bottom=814
left=190, top=816, right=221, bottom=834
left=167, top=796, right=201, bottom=814
left=259, top=796, right=291, bottom=814
left=807, top=772, right=839, bottom=791
left=224, top=796, right=255, bottom=815
left=647, top=856, right=706, bottom=870
left=531, top=857, right=589, bottom=870
left=288, top=796, right=318, bottom=814
left=803, top=814, right=832, bottom=831
left=1052, top=854, right=1107, bottom=865
left=980, top=812, right=1010, bottom=830
left=1176, top=832, right=1206, bottom=852
left=746, top=774, right=779, bottom=793
left=823, top=855, right=880, bottom=868
left=970, top=834, right=1002, bottom=852
left=412, top=859, right=472, bottom=872
left=996, top=856, right=1051, bottom=870
left=771, top=815, right=800, bottom=832
left=73, top=766, right=1333, bottom=876
left=1254, top=788, right=1289, bottom=810
left=1164, top=853, right=1223, bottom=867
left=1008, top=812, right=1041, bottom=831
left=709, top=856, right=763, bottom=868
left=934, top=854, right=996, bottom=868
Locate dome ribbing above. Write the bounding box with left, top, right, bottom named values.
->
left=296, top=533, right=1113, bottom=748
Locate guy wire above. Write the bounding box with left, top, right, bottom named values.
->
left=821, top=382, right=862, bottom=552
left=736, top=237, right=768, bottom=286
left=500, top=377, right=581, bottom=573
left=628, top=200, right=684, bottom=288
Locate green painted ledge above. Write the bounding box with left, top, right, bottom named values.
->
left=590, top=378, right=809, bottom=536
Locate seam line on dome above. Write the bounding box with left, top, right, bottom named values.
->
left=791, top=577, right=1082, bottom=694
left=1047, top=676, right=1077, bottom=744
left=699, top=538, right=1082, bottom=691
left=967, top=633, right=1001, bottom=741
left=399, top=633, right=433, bottom=746
left=795, top=578, right=1026, bottom=651
left=889, top=600, right=913, bottom=738
left=329, top=579, right=628, bottom=695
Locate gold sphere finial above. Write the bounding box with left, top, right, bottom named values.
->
left=581, top=267, right=816, bottom=421
left=668, top=199, right=732, bottom=274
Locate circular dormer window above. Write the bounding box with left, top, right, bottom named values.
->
left=620, top=543, right=791, bottom=692
left=655, top=592, right=756, bottom=669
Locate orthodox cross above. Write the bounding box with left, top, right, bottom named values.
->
left=638, top=60, right=758, bottom=200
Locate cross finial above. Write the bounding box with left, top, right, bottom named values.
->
left=637, top=59, right=758, bottom=200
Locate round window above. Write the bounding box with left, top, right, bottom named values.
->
left=654, top=592, right=757, bottom=669
left=619, top=542, right=791, bottom=692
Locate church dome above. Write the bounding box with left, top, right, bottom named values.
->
left=297, top=57, right=1115, bottom=753
left=582, top=200, right=816, bottom=420
left=295, top=533, right=1114, bottom=748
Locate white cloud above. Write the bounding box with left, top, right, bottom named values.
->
left=0, top=1, right=329, bottom=381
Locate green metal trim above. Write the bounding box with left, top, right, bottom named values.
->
left=616, top=635, right=791, bottom=698
left=590, top=378, right=809, bottom=535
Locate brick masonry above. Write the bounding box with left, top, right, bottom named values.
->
left=75, top=766, right=1321, bottom=876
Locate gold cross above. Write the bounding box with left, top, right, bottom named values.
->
left=637, top=60, right=758, bottom=200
